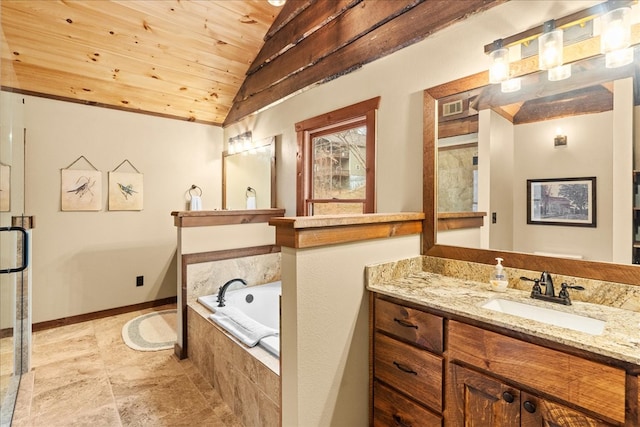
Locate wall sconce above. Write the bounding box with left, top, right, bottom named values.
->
left=600, top=5, right=633, bottom=67
left=554, top=128, right=568, bottom=147
left=539, top=20, right=564, bottom=70
left=489, top=39, right=510, bottom=84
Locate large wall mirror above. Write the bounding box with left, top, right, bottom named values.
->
left=424, top=15, right=640, bottom=285
left=222, top=136, right=276, bottom=210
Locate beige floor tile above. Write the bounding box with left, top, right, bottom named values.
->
left=11, top=305, right=242, bottom=427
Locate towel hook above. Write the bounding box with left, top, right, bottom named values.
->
left=189, top=185, right=202, bottom=199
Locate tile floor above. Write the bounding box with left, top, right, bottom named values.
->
left=9, top=305, right=243, bottom=427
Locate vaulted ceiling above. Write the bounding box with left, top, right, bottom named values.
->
left=1, top=0, right=502, bottom=127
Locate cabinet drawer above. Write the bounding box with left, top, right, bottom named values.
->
left=375, top=298, right=443, bottom=352
left=375, top=332, right=443, bottom=411
left=448, top=320, right=626, bottom=424
left=374, top=381, right=442, bottom=427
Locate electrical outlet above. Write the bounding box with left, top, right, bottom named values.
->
left=136, top=276, right=144, bottom=287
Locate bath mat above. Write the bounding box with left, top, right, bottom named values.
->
left=121, top=309, right=177, bottom=351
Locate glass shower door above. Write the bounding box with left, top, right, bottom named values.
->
left=0, top=85, right=28, bottom=425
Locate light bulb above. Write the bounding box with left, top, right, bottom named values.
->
left=601, top=7, right=631, bottom=54
left=268, top=0, right=285, bottom=6
left=489, top=48, right=510, bottom=84
left=538, top=29, right=563, bottom=70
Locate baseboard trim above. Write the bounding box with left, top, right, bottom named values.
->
left=32, top=296, right=177, bottom=332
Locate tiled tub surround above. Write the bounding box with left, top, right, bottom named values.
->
left=185, top=252, right=281, bottom=427
left=366, top=256, right=640, bottom=365
left=188, top=302, right=280, bottom=427
left=186, top=252, right=281, bottom=304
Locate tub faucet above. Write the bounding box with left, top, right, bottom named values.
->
left=217, top=278, right=247, bottom=307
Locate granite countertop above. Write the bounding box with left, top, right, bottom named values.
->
left=367, top=271, right=640, bottom=365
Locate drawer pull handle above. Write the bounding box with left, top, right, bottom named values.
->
left=393, top=318, right=418, bottom=329
left=392, top=414, right=411, bottom=427
left=502, top=391, right=515, bottom=403
left=393, top=361, right=417, bottom=375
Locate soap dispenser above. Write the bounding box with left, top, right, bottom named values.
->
left=490, top=257, right=508, bottom=292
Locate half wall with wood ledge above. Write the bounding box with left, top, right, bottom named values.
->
left=171, top=208, right=285, bottom=359
left=269, top=212, right=424, bottom=426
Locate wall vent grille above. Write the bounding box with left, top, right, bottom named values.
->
left=442, top=100, right=463, bottom=117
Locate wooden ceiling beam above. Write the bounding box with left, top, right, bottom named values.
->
left=225, top=0, right=503, bottom=125
left=248, top=0, right=359, bottom=76
left=234, top=0, right=422, bottom=104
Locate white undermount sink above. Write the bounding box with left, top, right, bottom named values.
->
left=480, top=298, right=605, bottom=336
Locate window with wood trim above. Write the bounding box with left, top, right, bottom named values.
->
left=295, top=97, right=380, bottom=216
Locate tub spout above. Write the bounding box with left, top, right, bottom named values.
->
left=217, top=278, right=247, bottom=307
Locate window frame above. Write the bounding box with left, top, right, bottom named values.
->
left=295, top=97, right=380, bottom=216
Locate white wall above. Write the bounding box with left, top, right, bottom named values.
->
left=513, top=112, right=614, bottom=260
left=19, top=94, right=222, bottom=322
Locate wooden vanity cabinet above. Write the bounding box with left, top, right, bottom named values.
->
left=370, top=293, right=631, bottom=426
left=371, top=297, right=444, bottom=426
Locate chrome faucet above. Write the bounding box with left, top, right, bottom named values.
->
left=216, top=278, right=247, bottom=307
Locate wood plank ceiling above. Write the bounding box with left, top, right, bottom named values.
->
left=1, top=0, right=502, bottom=127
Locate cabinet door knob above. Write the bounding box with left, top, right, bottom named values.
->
left=393, top=317, right=418, bottom=329
left=502, top=391, right=515, bottom=403
left=523, top=401, right=537, bottom=413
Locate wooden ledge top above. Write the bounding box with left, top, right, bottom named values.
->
left=437, top=211, right=486, bottom=231
left=269, top=212, right=425, bottom=248
left=171, top=208, right=286, bottom=227
left=438, top=211, right=486, bottom=219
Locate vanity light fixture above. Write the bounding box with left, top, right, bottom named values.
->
left=538, top=20, right=564, bottom=71
left=489, top=39, right=510, bottom=84
left=600, top=5, right=634, bottom=67
left=228, top=131, right=254, bottom=155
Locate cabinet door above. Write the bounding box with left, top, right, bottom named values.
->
left=446, top=364, right=519, bottom=427
left=520, top=392, right=615, bottom=427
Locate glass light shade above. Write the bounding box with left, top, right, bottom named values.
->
left=501, top=78, right=521, bottom=93
left=606, top=47, right=634, bottom=68
left=538, top=29, right=563, bottom=70
left=601, top=7, right=631, bottom=54
left=489, top=48, right=510, bottom=84
left=548, top=64, right=571, bottom=81
left=268, top=0, right=286, bottom=6
left=228, top=141, right=236, bottom=155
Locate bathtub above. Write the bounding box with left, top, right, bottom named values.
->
left=197, top=281, right=281, bottom=357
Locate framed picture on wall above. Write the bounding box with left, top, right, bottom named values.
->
left=526, top=177, right=596, bottom=227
